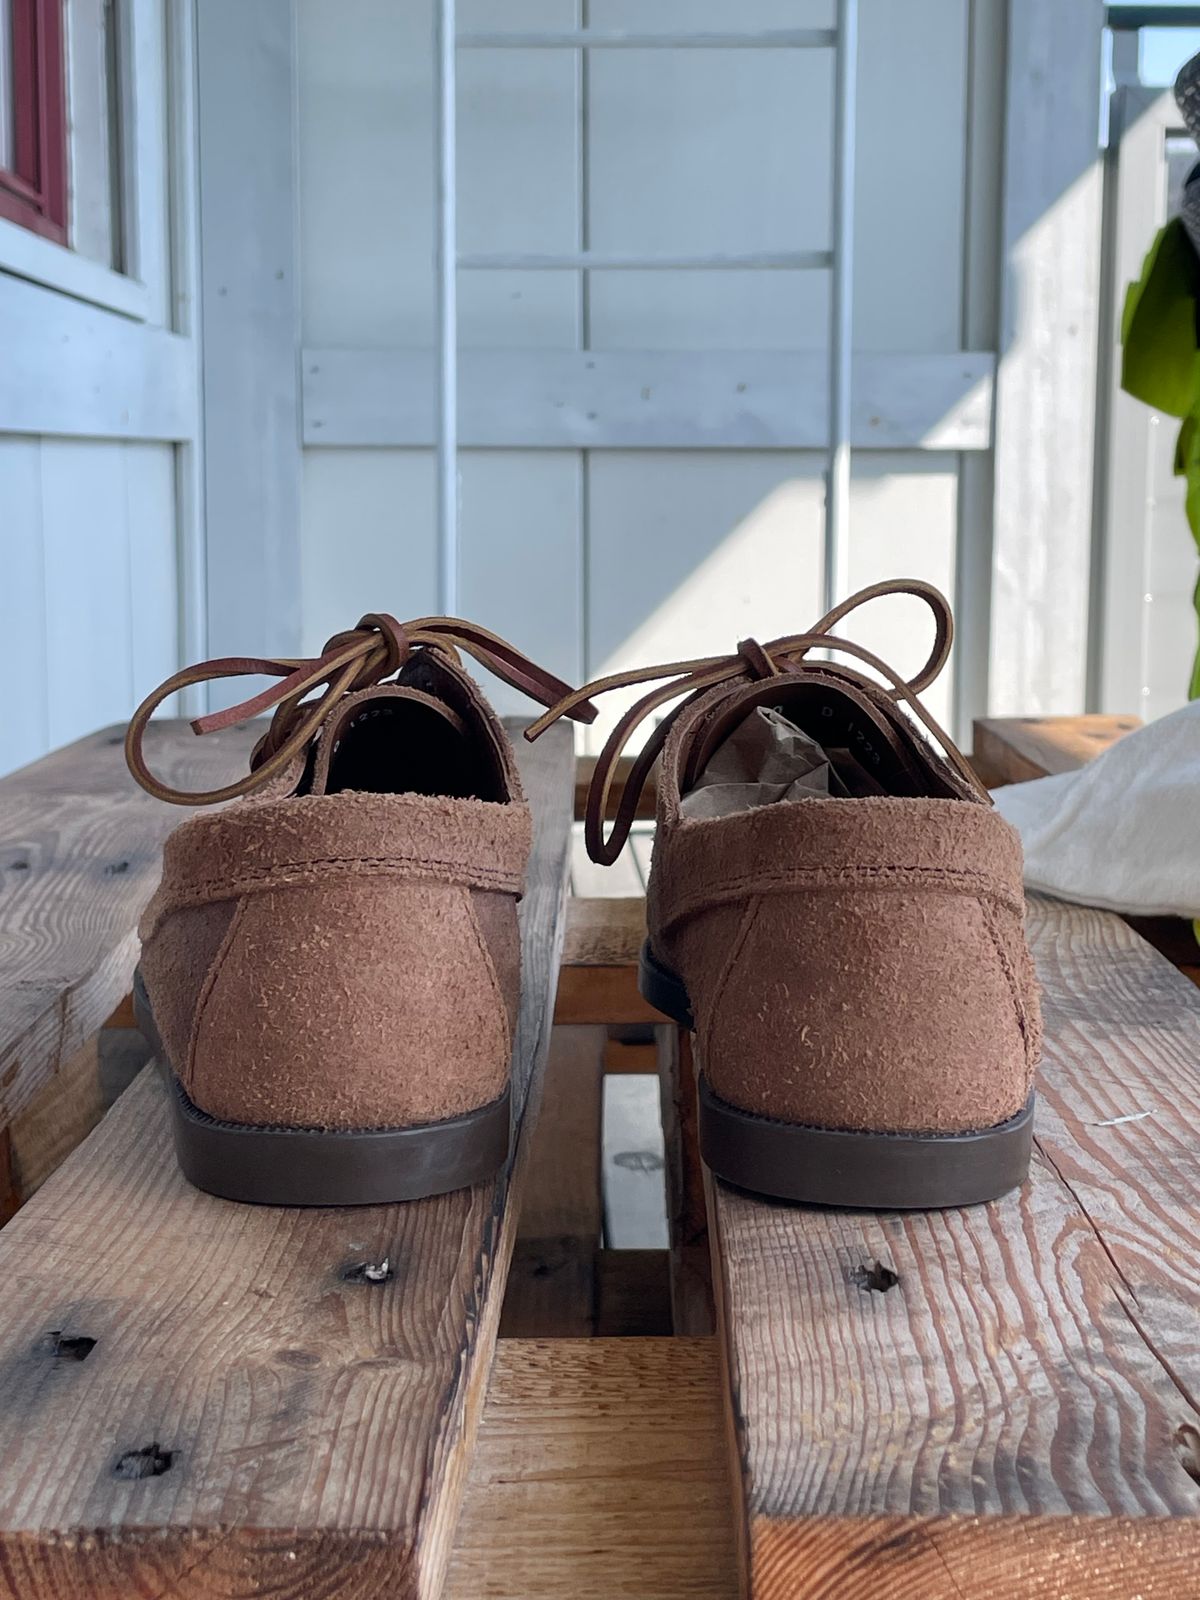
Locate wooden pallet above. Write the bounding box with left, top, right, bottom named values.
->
left=0, top=720, right=261, bottom=1211
left=0, top=720, right=574, bottom=1600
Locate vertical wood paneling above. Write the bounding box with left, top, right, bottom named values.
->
left=0, top=0, right=196, bottom=777
left=40, top=442, right=134, bottom=748
left=459, top=450, right=584, bottom=710
left=297, top=0, right=434, bottom=348
left=198, top=0, right=302, bottom=666
left=990, top=0, right=1105, bottom=715
left=845, top=453, right=959, bottom=729
left=457, top=16, right=581, bottom=350
left=298, top=0, right=585, bottom=669
left=0, top=439, right=49, bottom=771
left=299, top=0, right=581, bottom=349
left=586, top=450, right=958, bottom=750
left=295, top=0, right=982, bottom=737
left=125, top=443, right=180, bottom=705
left=301, top=450, right=437, bottom=647
left=0, top=439, right=181, bottom=774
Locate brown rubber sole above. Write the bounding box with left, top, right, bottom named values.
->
left=639, top=940, right=1034, bottom=1210
left=133, top=971, right=512, bottom=1207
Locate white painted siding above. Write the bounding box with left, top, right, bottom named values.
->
left=0, top=439, right=178, bottom=769
left=0, top=0, right=197, bottom=777
left=296, top=0, right=992, bottom=737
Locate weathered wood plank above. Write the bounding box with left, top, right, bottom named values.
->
left=501, top=1026, right=604, bottom=1338
left=659, top=1028, right=714, bottom=1337
left=0, top=720, right=260, bottom=1134
left=555, top=895, right=663, bottom=1024
left=594, top=1249, right=674, bottom=1338
left=972, top=713, right=1140, bottom=786
left=303, top=347, right=997, bottom=452
left=0, top=723, right=574, bottom=1600
left=447, top=1337, right=737, bottom=1600
left=6, top=1035, right=106, bottom=1202
left=710, top=899, right=1200, bottom=1596
left=574, top=754, right=657, bottom=824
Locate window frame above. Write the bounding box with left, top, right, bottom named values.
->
left=0, top=0, right=67, bottom=243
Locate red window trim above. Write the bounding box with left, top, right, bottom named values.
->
left=0, top=0, right=67, bottom=244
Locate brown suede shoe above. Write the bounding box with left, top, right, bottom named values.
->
left=530, top=581, right=1040, bottom=1210
left=126, top=615, right=593, bottom=1206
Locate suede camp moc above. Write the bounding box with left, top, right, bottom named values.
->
left=126, top=614, right=594, bottom=1207
left=529, top=580, right=1041, bottom=1211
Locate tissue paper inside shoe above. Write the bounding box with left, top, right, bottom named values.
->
left=680, top=706, right=850, bottom=819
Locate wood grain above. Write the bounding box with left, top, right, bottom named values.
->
left=659, top=1027, right=714, bottom=1337
left=561, top=895, right=646, bottom=966
left=0, top=723, right=574, bottom=1600
left=555, top=896, right=663, bottom=1025
left=6, top=1035, right=106, bottom=1202
left=574, top=754, right=657, bottom=825
left=0, top=720, right=260, bottom=1134
left=447, top=1337, right=737, bottom=1600
left=501, top=1026, right=605, bottom=1338
left=710, top=900, right=1200, bottom=1597
left=971, top=714, right=1140, bottom=787
left=594, top=1249, right=673, bottom=1338
left=603, top=1037, right=659, bottom=1074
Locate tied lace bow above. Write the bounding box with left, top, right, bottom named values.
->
left=126, top=613, right=597, bottom=806
left=526, top=579, right=988, bottom=865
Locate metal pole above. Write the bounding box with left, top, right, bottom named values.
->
left=825, top=0, right=857, bottom=612
left=434, top=0, right=458, bottom=613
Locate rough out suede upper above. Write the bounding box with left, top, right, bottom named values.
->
left=648, top=678, right=1042, bottom=1137
left=137, top=672, right=530, bottom=1133
left=125, top=615, right=595, bottom=1164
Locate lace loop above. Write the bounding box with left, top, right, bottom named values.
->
left=127, top=614, right=597, bottom=807
left=526, top=579, right=986, bottom=865
left=736, top=637, right=780, bottom=680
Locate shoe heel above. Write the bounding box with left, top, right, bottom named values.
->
left=135, top=968, right=511, bottom=1206
left=698, top=1074, right=1034, bottom=1210
left=166, top=1073, right=512, bottom=1207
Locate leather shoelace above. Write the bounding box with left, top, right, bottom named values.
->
left=526, top=579, right=989, bottom=865
left=127, top=613, right=597, bottom=806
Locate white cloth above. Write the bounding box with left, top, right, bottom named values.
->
left=991, top=701, right=1200, bottom=918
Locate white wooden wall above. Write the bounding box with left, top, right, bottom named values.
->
left=0, top=1, right=1122, bottom=777
left=296, top=0, right=998, bottom=741
left=0, top=0, right=199, bottom=776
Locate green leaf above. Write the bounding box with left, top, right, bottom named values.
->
left=1121, top=219, right=1200, bottom=418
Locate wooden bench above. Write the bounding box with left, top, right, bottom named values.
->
left=4, top=710, right=1197, bottom=1598
left=0, top=718, right=575, bottom=1599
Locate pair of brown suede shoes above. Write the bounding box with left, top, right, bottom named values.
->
left=127, top=581, right=1040, bottom=1212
